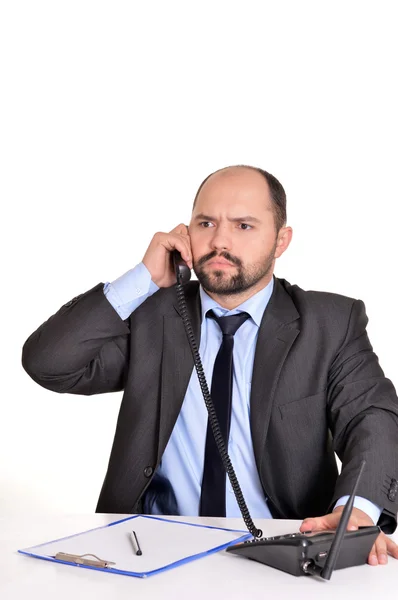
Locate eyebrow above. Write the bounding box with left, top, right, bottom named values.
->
left=193, top=213, right=262, bottom=224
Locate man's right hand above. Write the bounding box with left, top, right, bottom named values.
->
left=142, top=223, right=193, bottom=288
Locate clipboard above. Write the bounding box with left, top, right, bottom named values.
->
left=18, top=514, right=251, bottom=578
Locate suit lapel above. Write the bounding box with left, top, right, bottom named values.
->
left=250, top=278, right=300, bottom=474
left=157, top=285, right=202, bottom=462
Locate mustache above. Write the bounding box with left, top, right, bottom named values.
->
left=196, top=251, right=242, bottom=268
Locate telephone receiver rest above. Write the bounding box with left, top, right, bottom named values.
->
left=172, top=250, right=191, bottom=285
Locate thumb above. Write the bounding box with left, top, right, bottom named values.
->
left=300, top=512, right=359, bottom=533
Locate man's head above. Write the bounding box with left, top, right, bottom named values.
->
left=188, top=165, right=292, bottom=304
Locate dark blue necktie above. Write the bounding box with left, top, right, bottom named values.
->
left=199, top=309, right=251, bottom=517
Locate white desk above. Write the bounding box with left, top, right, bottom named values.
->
left=1, top=514, right=397, bottom=599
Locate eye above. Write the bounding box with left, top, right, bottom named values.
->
left=239, top=223, right=253, bottom=230
left=199, top=221, right=214, bottom=228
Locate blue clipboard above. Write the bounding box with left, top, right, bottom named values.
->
left=18, top=514, right=251, bottom=578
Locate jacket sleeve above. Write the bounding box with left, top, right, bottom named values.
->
left=22, top=283, right=130, bottom=395
left=327, top=299, right=398, bottom=533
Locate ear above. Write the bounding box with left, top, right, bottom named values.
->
left=274, top=227, right=293, bottom=259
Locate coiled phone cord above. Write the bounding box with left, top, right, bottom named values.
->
left=175, top=282, right=263, bottom=539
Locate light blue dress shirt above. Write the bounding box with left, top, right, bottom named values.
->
left=104, top=263, right=382, bottom=524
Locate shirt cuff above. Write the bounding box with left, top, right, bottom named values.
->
left=103, top=262, right=159, bottom=320
left=334, top=495, right=382, bottom=525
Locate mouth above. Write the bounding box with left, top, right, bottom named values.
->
left=207, top=260, right=235, bottom=268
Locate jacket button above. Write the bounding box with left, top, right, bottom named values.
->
left=388, top=478, right=398, bottom=501
left=64, top=295, right=82, bottom=307
left=143, top=466, right=154, bottom=478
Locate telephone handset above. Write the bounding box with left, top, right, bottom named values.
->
left=171, top=250, right=380, bottom=579
left=172, top=250, right=191, bottom=285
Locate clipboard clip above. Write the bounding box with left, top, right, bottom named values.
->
left=54, top=552, right=116, bottom=568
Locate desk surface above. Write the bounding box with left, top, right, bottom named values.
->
left=1, top=514, right=397, bottom=599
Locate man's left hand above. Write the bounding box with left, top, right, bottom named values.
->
left=299, top=506, right=398, bottom=565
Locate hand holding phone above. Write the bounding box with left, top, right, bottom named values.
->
left=142, top=223, right=192, bottom=287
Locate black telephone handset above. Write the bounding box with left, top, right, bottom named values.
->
left=172, top=250, right=380, bottom=579
left=172, top=250, right=191, bottom=285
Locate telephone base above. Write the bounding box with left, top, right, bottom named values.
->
left=226, top=526, right=380, bottom=577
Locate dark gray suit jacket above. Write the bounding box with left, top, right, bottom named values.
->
left=22, top=276, right=398, bottom=533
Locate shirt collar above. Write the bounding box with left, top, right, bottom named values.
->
left=199, top=275, right=275, bottom=328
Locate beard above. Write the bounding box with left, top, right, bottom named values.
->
left=194, top=242, right=277, bottom=296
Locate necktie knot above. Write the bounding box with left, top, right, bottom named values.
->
left=207, top=309, right=251, bottom=337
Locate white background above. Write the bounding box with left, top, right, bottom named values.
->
left=1, top=0, right=397, bottom=514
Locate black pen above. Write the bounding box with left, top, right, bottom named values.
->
left=130, top=530, right=142, bottom=556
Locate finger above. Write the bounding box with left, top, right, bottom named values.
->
left=300, top=513, right=340, bottom=532
left=170, top=223, right=190, bottom=236
left=375, top=533, right=388, bottom=565
left=300, top=513, right=359, bottom=533
left=163, top=234, right=192, bottom=266
left=368, top=542, right=378, bottom=566
left=176, top=236, right=193, bottom=266
left=173, top=231, right=192, bottom=261
left=367, top=533, right=398, bottom=566
left=386, top=536, right=398, bottom=559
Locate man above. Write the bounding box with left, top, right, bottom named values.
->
left=22, top=165, right=398, bottom=566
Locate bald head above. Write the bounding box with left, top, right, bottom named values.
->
left=192, top=165, right=286, bottom=233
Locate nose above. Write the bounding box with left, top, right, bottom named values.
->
left=209, top=225, right=231, bottom=252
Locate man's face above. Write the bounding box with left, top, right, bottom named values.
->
left=189, top=168, right=287, bottom=296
